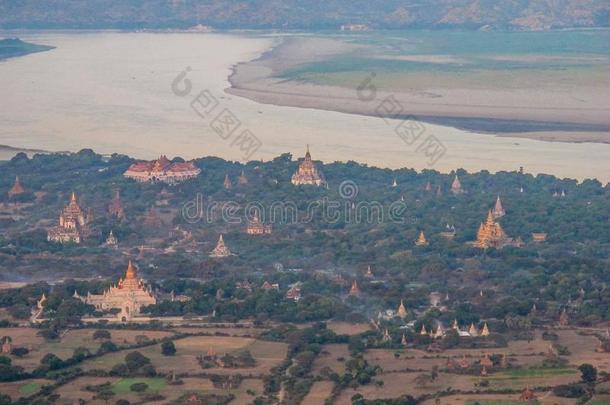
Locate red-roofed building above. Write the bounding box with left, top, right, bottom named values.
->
left=124, top=155, right=200, bottom=184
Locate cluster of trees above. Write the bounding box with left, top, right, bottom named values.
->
left=1, top=150, right=609, bottom=327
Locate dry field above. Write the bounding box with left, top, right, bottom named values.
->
left=419, top=393, right=577, bottom=405
left=302, top=380, right=335, bottom=405
left=326, top=321, right=372, bottom=336
left=557, top=329, right=610, bottom=372
left=0, top=327, right=173, bottom=371
left=337, top=328, right=599, bottom=404
left=81, top=335, right=287, bottom=376
left=312, top=343, right=350, bottom=376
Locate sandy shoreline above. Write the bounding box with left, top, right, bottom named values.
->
left=227, top=36, right=610, bottom=144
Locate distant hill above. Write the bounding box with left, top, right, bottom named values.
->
left=0, top=38, right=54, bottom=60
left=1, top=0, right=610, bottom=31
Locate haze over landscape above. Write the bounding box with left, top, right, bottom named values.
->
left=0, top=2, right=609, bottom=405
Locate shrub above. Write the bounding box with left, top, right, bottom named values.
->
left=161, top=340, right=176, bottom=356
left=129, top=382, right=148, bottom=393
left=93, top=330, right=111, bottom=340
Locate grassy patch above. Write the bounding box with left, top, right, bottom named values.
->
left=111, top=378, right=166, bottom=395
left=18, top=382, right=41, bottom=395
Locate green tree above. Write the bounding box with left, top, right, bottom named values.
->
left=124, top=351, right=151, bottom=372
left=161, top=339, right=176, bottom=356
left=578, top=363, right=597, bottom=384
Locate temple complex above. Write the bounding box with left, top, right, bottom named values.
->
left=291, top=145, right=326, bottom=186
left=105, top=230, right=118, bottom=248
left=7, top=176, right=25, bottom=198
left=210, top=235, right=232, bottom=258
left=285, top=285, right=302, bottom=301
left=237, top=171, right=248, bottom=185
left=415, top=231, right=429, bottom=246
left=469, top=210, right=521, bottom=249
left=451, top=174, right=464, bottom=194
left=143, top=207, right=163, bottom=228
left=108, top=190, right=125, bottom=219
left=246, top=213, right=272, bottom=235
left=79, top=261, right=157, bottom=321
left=440, top=224, right=456, bottom=239
left=492, top=196, right=506, bottom=218
left=47, top=192, right=91, bottom=244
left=123, top=155, right=200, bottom=184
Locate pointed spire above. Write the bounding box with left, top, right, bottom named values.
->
left=223, top=173, right=232, bottom=189
left=420, top=324, right=428, bottom=336
left=415, top=231, right=428, bottom=246
left=125, top=260, right=136, bottom=279
left=397, top=300, right=408, bottom=320
left=451, top=174, right=463, bottom=194
left=349, top=280, right=361, bottom=296
left=238, top=170, right=248, bottom=185
left=434, top=324, right=444, bottom=338
left=480, top=322, right=490, bottom=337
left=70, top=191, right=77, bottom=203
left=452, top=319, right=459, bottom=330
left=469, top=323, right=478, bottom=336
left=492, top=195, right=506, bottom=218
left=401, top=333, right=408, bottom=346
left=8, top=176, right=25, bottom=197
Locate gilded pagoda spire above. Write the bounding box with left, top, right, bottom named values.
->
left=397, top=300, right=408, bottom=320
left=415, top=231, right=428, bottom=246
left=125, top=260, right=136, bottom=280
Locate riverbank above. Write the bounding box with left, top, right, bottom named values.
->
left=227, top=35, right=610, bottom=144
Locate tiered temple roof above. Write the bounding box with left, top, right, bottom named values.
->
left=451, top=174, right=464, bottom=194
left=397, top=300, right=408, bottom=319
left=108, top=189, right=125, bottom=219
left=47, top=192, right=90, bottom=244
left=415, top=231, right=429, bottom=246
left=81, top=261, right=156, bottom=321
left=210, top=234, right=232, bottom=258
left=123, top=155, right=200, bottom=184
left=237, top=171, right=248, bottom=185
left=492, top=195, right=506, bottom=218
left=469, top=210, right=520, bottom=249
left=246, top=213, right=272, bottom=235
left=105, top=230, right=118, bottom=247
left=8, top=176, right=25, bottom=198
left=291, top=145, right=326, bottom=186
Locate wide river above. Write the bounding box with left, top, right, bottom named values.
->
left=1, top=31, right=609, bottom=182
